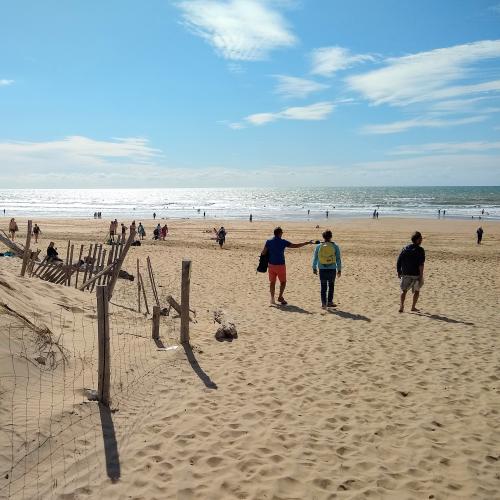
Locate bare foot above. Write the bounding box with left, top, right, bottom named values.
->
left=411, top=307, right=420, bottom=312
left=399, top=307, right=404, bottom=313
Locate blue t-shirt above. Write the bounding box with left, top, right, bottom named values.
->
left=265, top=237, right=291, bottom=265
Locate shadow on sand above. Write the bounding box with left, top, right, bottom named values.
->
left=328, top=309, right=371, bottom=322
left=274, top=304, right=313, bottom=315
left=183, top=343, right=218, bottom=389
left=415, top=312, right=475, bottom=326
left=98, top=403, right=121, bottom=482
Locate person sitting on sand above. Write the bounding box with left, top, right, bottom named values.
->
left=477, top=226, right=484, bottom=245
left=8, top=218, right=18, bottom=241
left=397, top=231, right=425, bottom=313
left=46, top=242, right=63, bottom=262
left=312, top=230, right=342, bottom=309
left=33, top=223, right=41, bottom=243
left=261, top=227, right=313, bottom=306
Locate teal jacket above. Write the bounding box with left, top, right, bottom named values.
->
left=312, top=242, right=342, bottom=271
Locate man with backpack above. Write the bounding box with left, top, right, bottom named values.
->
left=312, top=230, right=342, bottom=309
left=397, top=231, right=425, bottom=313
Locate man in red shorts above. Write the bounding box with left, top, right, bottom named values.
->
left=261, top=227, right=313, bottom=305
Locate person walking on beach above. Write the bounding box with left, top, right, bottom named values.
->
left=33, top=223, right=41, bottom=243
left=153, top=212, right=156, bottom=220
left=261, top=227, right=313, bottom=306
left=109, top=220, right=116, bottom=242
left=8, top=218, right=18, bottom=241
left=477, top=226, right=484, bottom=244
left=249, top=214, right=253, bottom=223
left=397, top=231, right=425, bottom=313
left=121, top=223, right=127, bottom=239
left=138, top=222, right=145, bottom=240
left=312, top=230, right=342, bottom=309
left=217, top=226, right=226, bottom=248
left=161, top=224, right=168, bottom=240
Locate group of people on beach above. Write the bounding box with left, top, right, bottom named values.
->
left=259, top=227, right=342, bottom=308
left=259, top=226, right=427, bottom=312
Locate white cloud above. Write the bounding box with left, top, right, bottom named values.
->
left=347, top=40, right=500, bottom=106
left=274, top=75, right=328, bottom=98
left=0, top=136, right=161, bottom=172
left=430, top=96, right=498, bottom=113
left=361, top=115, right=487, bottom=134
left=228, top=121, right=245, bottom=129
left=177, top=0, right=296, bottom=61
left=490, top=3, right=500, bottom=14
left=390, top=141, right=500, bottom=156
left=245, top=101, right=334, bottom=125
left=311, top=46, right=375, bottom=77
left=0, top=136, right=499, bottom=187
left=0, top=79, right=14, bottom=86
left=353, top=154, right=500, bottom=184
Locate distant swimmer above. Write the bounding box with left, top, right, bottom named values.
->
left=397, top=231, right=425, bottom=313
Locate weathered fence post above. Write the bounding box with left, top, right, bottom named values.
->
left=97, top=285, right=111, bottom=406
left=180, top=260, right=191, bottom=344
left=152, top=305, right=160, bottom=340
left=107, top=228, right=136, bottom=300
left=137, top=258, right=141, bottom=313
left=20, top=220, right=32, bottom=277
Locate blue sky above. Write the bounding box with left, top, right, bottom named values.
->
left=1, top=0, right=499, bottom=187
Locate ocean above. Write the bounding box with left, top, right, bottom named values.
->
left=0, top=187, right=499, bottom=220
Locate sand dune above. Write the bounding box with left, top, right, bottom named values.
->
left=1, top=217, right=499, bottom=499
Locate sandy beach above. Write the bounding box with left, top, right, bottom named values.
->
left=1, top=216, right=500, bottom=499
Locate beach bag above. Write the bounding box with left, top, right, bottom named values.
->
left=318, top=242, right=336, bottom=265
left=257, top=253, right=269, bottom=273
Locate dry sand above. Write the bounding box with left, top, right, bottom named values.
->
left=1, top=216, right=500, bottom=499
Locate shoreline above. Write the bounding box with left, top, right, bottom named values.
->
left=2, top=214, right=500, bottom=224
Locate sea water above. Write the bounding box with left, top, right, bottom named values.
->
left=0, top=187, right=499, bottom=220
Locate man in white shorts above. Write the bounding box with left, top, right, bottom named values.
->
left=397, top=231, right=425, bottom=313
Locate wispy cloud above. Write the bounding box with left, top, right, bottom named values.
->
left=361, top=115, right=486, bottom=134
left=245, top=101, right=334, bottom=125
left=177, top=0, right=296, bottom=61
left=274, top=75, right=328, bottom=98
left=0, top=136, right=161, bottom=169
left=311, top=46, right=375, bottom=77
left=489, top=3, right=500, bottom=14
left=0, top=79, right=14, bottom=86
left=347, top=40, right=500, bottom=106
left=429, top=96, right=499, bottom=113
left=389, top=141, right=500, bottom=156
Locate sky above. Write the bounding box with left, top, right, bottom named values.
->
left=1, top=0, right=500, bottom=187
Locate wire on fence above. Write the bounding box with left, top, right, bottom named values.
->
left=0, top=256, right=186, bottom=499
